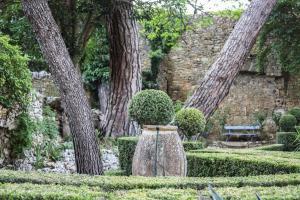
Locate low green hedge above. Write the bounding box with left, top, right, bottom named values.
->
left=112, top=188, right=197, bottom=200
left=117, top=137, right=137, bottom=175
left=201, top=185, right=300, bottom=200
left=254, top=144, right=284, bottom=151
left=117, top=137, right=203, bottom=175
left=187, top=151, right=300, bottom=177
left=1, top=182, right=300, bottom=200
left=1, top=170, right=300, bottom=190
left=276, top=132, right=297, bottom=151
left=0, top=183, right=104, bottom=200
left=0, top=183, right=198, bottom=200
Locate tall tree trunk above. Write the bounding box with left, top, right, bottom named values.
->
left=22, top=0, right=103, bottom=175
left=185, top=0, right=277, bottom=118
left=103, top=0, right=142, bottom=137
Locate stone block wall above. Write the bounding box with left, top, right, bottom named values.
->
left=157, top=16, right=300, bottom=125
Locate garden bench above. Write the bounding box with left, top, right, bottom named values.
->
left=223, top=125, right=260, bottom=142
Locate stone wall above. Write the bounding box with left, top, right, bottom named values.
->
left=157, top=16, right=300, bottom=125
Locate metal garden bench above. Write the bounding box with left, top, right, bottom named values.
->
left=223, top=125, right=260, bottom=142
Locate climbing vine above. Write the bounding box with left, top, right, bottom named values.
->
left=257, top=0, right=300, bottom=74
left=137, top=1, right=190, bottom=89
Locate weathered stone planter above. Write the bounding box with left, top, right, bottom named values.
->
left=132, top=125, right=187, bottom=177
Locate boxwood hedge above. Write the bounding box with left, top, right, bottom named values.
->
left=1, top=181, right=300, bottom=200
left=187, top=151, right=300, bottom=177
left=201, top=185, right=300, bottom=200
left=0, top=170, right=300, bottom=191
left=0, top=183, right=198, bottom=200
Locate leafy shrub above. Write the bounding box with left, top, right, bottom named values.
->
left=117, top=137, right=203, bottom=175
left=187, top=150, right=300, bottom=177
left=0, top=183, right=104, bottom=200
left=279, top=114, right=297, bottom=132
left=0, top=35, right=32, bottom=109
left=33, top=106, right=62, bottom=166
left=203, top=185, right=300, bottom=200
left=173, top=100, right=184, bottom=113
left=289, top=107, right=300, bottom=125
left=182, top=141, right=204, bottom=152
left=174, top=108, right=206, bottom=140
left=10, top=112, right=35, bottom=159
left=276, top=132, right=297, bottom=151
left=254, top=144, right=284, bottom=151
left=272, top=111, right=282, bottom=126
left=1, top=170, right=300, bottom=191
left=128, top=89, right=174, bottom=126
left=117, top=137, right=137, bottom=176
left=253, top=111, right=267, bottom=125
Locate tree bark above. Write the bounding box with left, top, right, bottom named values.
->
left=103, top=0, right=142, bottom=137
left=22, top=0, right=103, bottom=175
left=185, top=0, right=277, bottom=118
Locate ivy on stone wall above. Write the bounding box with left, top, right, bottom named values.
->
left=138, top=3, right=190, bottom=89
left=257, top=0, right=300, bottom=74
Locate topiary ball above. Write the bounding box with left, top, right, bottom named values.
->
left=279, top=114, right=297, bottom=132
left=289, top=107, right=300, bottom=125
left=174, top=108, right=206, bottom=140
left=128, top=89, right=174, bottom=126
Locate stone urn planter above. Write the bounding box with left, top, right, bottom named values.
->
left=132, top=125, right=187, bottom=177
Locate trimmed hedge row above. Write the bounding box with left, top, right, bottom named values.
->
left=187, top=151, right=300, bottom=177
left=0, top=170, right=300, bottom=190
left=0, top=183, right=198, bottom=200
left=254, top=144, right=284, bottom=151
left=117, top=137, right=203, bottom=175
left=201, top=185, right=300, bottom=200
left=0, top=183, right=104, bottom=200
left=1, top=182, right=300, bottom=200
left=118, top=136, right=300, bottom=177
left=276, top=132, right=297, bottom=151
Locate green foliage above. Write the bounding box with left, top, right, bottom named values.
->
left=0, top=3, right=46, bottom=71
left=213, top=9, right=244, bottom=20
left=34, top=106, right=61, bottom=166
left=0, top=35, right=32, bottom=108
left=295, top=127, right=300, bottom=151
left=117, top=137, right=137, bottom=176
left=138, top=2, right=190, bottom=88
left=38, top=106, right=59, bottom=140
left=202, top=185, right=300, bottom=200
left=128, top=89, right=174, bottom=126
left=174, top=108, right=206, bottom=140
left=205, top=108, right=230, bottom=136
left=182, top=141, right=204, bottom=152
left=173, top=100, right=184, bottom=113
left=1, top=169, right=300, bottom=191
left=257, top=0, right=300, bottom=74
left=253, top=111, right=268, bottom=125
left=289, top=107, right=300, bottom=125
left=117, top=137, right=203, bottom=175
left=0, top=170, right=300, bottom=196
left=10, top=112, right=35, bottom=159
left=0, top=183, right=104, bottom=200
left=272, top=111, right=282, bottom=127
left=187, top=149, right=300, bottom=177
left=276, top=132, right=297, bottom=151
left=255, top=144, right=285, bottom=151
left=81, top=26, right=110, bottom=88
left=279, top=114, right=297, bottom=132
